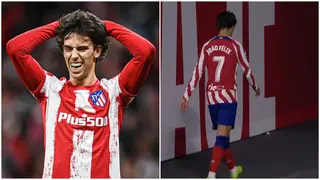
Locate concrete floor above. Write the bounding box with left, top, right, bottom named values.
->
left=161, top=120, right=318, bottom=178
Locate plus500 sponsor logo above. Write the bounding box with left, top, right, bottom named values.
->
left=57, top=112, right=108, bottom=127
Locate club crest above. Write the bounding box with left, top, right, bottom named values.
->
left=89, top=90, right=107, bottom=108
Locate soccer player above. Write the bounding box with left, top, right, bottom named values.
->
left=180, top=11, right=260, bottom=178
left=6, top=10, right=156, bottom=178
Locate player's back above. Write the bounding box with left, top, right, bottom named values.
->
left=204, top=36, right=238, bottom=91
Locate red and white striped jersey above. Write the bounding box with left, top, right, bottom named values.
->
left=6, top=20, right=155, bottom=178
left=183, top=36, right=258, bottom=105
left=38, top=73, right=131, bottom=178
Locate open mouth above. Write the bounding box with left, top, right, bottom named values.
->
left=70, top=62, right=83, bottom=69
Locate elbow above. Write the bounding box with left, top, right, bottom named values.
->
left=133, top=39, right=156, bottom=63
left=143, top=43, right=156, bottom=63
left=6, top=37, right=26, bottom=59
left=6, top=38, right=20, bottom=57
left=6, top=39, right=15, bottom=56
left=148, top=43, right=156, bottom=58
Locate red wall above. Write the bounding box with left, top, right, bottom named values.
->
left=265, top=2, right=318, bottom=128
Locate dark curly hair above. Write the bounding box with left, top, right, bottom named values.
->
left=56, top=9, right=109, bottom=61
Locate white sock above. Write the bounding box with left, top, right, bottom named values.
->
left=208, top=171, right=216, bottom=178
left=230, top=166, right=237, bottom=175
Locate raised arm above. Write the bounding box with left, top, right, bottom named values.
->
left=104, top=21, right=156, bottom=104
left=6, top=22, right=58, bottom=97
left=183, top=45, right=206, bottom=101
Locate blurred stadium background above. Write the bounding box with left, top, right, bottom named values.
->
left=2, top=2, right=159, bottom=178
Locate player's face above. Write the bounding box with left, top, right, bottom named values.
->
left=63, top=33, right=102, bottom=80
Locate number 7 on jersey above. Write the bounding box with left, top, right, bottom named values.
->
left=213, top=56, right=225, bottom=82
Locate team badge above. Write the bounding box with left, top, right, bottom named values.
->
left=89, top=90, right=107, bottom=107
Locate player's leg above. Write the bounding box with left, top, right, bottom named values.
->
left=207, top=104, right=220, bottom=178
left=220, top=102, right=242, bottom=178
left=208, top=104, right=234, bottom=178
left=224, top=147, right=242, bottom=178
left=223, top=127, right=242, bottom=178
left=222, top=125, right=234, bottom=169
left=208, top=124, right=230, bottom=178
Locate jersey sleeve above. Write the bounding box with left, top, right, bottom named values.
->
left=233, top=41, right=258, bottom=91
left=104, top=21, right=156, bottom=107
left=6, top=21, right=59, bottom=99
left=183, top=44, right=207, bottom=101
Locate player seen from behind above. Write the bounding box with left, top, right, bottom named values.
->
left=180, top=11, right=260, bottom=178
